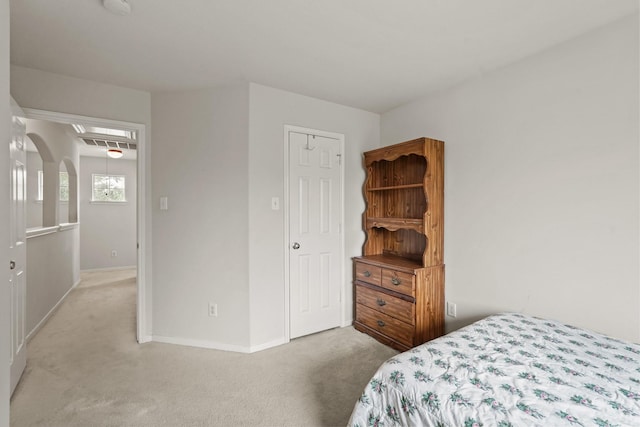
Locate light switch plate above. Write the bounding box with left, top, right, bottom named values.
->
left=446, top=302, right=457, bottom=318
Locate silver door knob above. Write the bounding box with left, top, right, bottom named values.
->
left=9, top=260, right=15, bottom=270
left=292, top=242, right=300, bottom=250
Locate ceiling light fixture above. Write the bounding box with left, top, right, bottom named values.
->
left=107, top=148, right=123, bottom=159
left=103, top=0, right=131, bottom=16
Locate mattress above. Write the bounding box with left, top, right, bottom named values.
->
left=348, top=312, right=640, bottom=426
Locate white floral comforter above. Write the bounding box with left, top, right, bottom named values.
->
left=348, top=313, right=640, bottom=427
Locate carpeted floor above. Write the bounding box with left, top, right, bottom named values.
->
left=10, top=269, right=397, bottom=426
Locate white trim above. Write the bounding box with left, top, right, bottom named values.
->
left=248, top=337, right=288, bottom=353
left=153, top=335, right=288, bottom=353
left=58, top=222, right=79, bottom=231
left=283, top=125, right=346, bottom=341
left=89, top=201, right=129, bottom=205
left=26, top=277, right=81, bottom=343
left=22, top=108, right=141, bottom=133
left=26, top=226, right=60, bottom=238
left=25, top=223, right=79, bottom=238
left=91, top=173, right=127, bottom=203
left=80, top=265, right=136, bottom=273
left=152, top=335, right=252, bottom=354
left=138, top=335, right=152, bottom=344
left=21, top=107, right=148, bottom=344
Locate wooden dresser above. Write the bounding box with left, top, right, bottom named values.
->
left=353, top=137, right=445, bottom=351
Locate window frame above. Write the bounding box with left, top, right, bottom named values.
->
left=91, top=173, right=127, bottom=203
left=59, top=171, right=69, bottom=202
left=36, top=170, right=69, bottom=203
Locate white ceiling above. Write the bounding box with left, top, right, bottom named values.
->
left=10, top=0, right=639, bottom=113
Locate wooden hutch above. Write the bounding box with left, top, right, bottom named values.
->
left=353, top=137, right=445, bottom=351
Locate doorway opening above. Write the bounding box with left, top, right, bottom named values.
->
left=21, top=108, right=147, bottom=343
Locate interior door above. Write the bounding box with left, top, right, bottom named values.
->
left=289, top=131, right=342, bottom=339
left=9, top=106, right=27, bottom=395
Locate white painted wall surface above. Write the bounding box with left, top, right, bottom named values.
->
left=247, top=84, right=380, bottom=348
left=10, top=66, right=153, bottom=336
left=80, top=156, right=137, bottom=270
left=381, top=15, right=640, bottom=341
left=26, top=151, right=42, bottom=228
left=24, top=119, right=79, bottom=226
left=0, top=0, right=11, bottom=422
left=151, top=86, right=250, bottom=348
left=26, top=228, right=80, bottom=336
left=18, top=118, right=83, bottom=339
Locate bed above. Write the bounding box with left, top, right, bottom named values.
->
left=348, top=312, right=640, bottom=427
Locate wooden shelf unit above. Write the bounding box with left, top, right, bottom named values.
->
left=354, top=137, right=445, bottom=351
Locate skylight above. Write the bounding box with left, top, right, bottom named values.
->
left=72, top=124, right=135, bottom=140
left=86, top=126, right=135, bottom=139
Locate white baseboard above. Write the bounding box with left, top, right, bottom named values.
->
left=151, top=335, right=289, bottom=354
left=80, top=265, right=137, bottom=273
left=248, top=337, right=288, bottom=353
left=137, top=335, right=153, bottom=344
left=26, top=278, right=81, bottom=342
left=152, top=335, right=252, bottom=353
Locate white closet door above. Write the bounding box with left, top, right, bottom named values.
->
left=289, top=131, right=342, bottom=339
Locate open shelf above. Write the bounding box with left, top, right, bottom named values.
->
left=355, top=253, right=424, bottom=272
left=362, top=138, right=443, bottom=267
left=367, top=183, right=424, bottom=191
left=366, top=217, right=423, bottom=233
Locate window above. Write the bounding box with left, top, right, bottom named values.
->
left=59, top=171, right=69, bottom=202
left=37, top=170, right=43, bottom=201
left=92, top=174, right=126, bottom=202
left=37, top=171, right=69, bottom=202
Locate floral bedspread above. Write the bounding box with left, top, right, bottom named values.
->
left=348, top=313, right=640, bottom=427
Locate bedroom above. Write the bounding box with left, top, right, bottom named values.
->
left=1, top=0, right=638, bottom=425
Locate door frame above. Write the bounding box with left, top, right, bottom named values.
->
left=21, top=108, right=149, bottom=343
left=283, top=125, right=345, bottom=341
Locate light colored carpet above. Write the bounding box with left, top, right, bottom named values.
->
left=10, top=269, right=397, bottom=426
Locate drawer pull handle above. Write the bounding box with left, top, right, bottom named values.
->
left=377, top=320, right=385, bottom=327
left=391, top=277, right=401, bottom=286
left=363, top=270, right=371, bottom=277
left=376, top=299, right=386, bottom=307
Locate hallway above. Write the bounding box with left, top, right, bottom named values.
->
left=11, top=268, right=138, bottom=424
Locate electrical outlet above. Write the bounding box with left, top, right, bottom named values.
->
left=111, top=250, right=117, bottom=257
left=208, top=302, right=217, bottom=317
left=446, top=302, right=457, bottom=318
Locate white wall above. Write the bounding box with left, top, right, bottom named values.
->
left=19, top=119, right=82, bottom=339
left=26, top=150, right=42, bottom=228
left=1, top=0, right=10, bottom=422
left=381, top=15, right=640, bottom=341
left=247, top=83, right=380, bottom=348
left=24, top=119, right=80, bottom=226
left=150, top=83, right=379, bottom=351
left=151, top=86, right=251, bottom=349
left=26, top=228, right=80, bottom=336
left=10, top=66, right=153, bottom=336
left=80, top=156, right=137, bottom=270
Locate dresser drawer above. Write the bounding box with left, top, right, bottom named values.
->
left=355, top=262, right=382, bottom=286
left=355, top=284, right=414, bottom=325
left=381, top=269, right=415, bottom=296
left=355, top=303, right=414, bottom=348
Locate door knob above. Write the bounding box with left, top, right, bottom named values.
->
left=9, top=260, right=15, bottom=270
left=292, top=242, right=300, bottom=250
